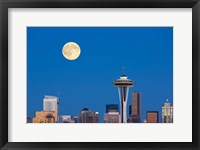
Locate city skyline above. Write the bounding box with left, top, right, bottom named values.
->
left=27, top=27, right=173, bottom=123
left=30, top=92, right=173, bottom=123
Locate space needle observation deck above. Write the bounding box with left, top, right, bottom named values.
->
left=113, top=74, right=134, bottom=123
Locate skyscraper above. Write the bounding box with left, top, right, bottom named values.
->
left=43, top=96, right=59, bottom=123
left=113, top=74, right=134, bottom=123
left=79, top=108, right=99, bottom=123
left=146, top=111, right=159, bottom=123
left=128, top=92, right=141, bottom=123
left=162, top=99, right=173, bottom=123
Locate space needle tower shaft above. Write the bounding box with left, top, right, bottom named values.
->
left=113, top=75, right=134, bottom=123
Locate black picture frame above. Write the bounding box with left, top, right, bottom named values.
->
left=0, top=0, right=199, bottom=150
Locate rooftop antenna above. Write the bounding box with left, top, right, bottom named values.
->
left=122, top=66, right=126, bottom=76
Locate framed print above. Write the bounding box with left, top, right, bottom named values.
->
left=0, top=0, right=200, bottom=150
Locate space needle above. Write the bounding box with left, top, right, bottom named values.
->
left=113, top=74, right=134, bottom=123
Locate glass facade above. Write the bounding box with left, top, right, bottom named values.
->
left=106, top=104, right=119, bottom=113
left=43, top=96, right=59, bottom=123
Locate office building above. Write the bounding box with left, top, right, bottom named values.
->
left=104, top=112, right=120, bottom=123
left=79, top=108, right=99, bottom=123
left=146, top=111, right=159, bottom=123
left=162, top=99, right=173, bottom=123
left=106, top=104, right=119, bottom=113
left=60, top=115, right=74, bottom=123
left=104, top=104, right=120, bottom=123
left=128, top=92, right=142, bottom=123
left=43, top=96, right=59, bottom=123
left=32, top=111, right=56, bottom=123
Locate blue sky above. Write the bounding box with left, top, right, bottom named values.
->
left=27, top=27, right=173, bottom=123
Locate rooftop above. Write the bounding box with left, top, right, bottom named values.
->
left=44, top=95, right=58, bottom=99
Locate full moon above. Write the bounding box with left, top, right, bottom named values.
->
left=62, top=42, right=81, bottom=60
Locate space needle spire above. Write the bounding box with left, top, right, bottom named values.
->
left=113, top=72, right=134, bottom=123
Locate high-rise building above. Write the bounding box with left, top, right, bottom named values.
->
left=43, top=96, right=59, bottom=123
left=146, top=111, right=159, bottom=123
left=32, top=111, right=56, bottom=123
left=162, top=99, right=173, bottom=123
left=104, top=104, right=120, bottom=123
left=79, top=108, right=99, bottom=123
left=113, top=74, right=134, bottom=123
left=106, top=104, right=119, bottom=113
left=128, top=92, right=141, bottom=123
